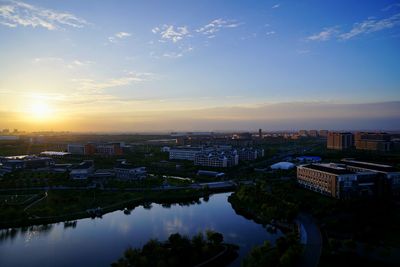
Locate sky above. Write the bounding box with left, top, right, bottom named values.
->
left=0, top=0, right=399, bottom=132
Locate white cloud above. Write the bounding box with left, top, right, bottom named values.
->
left=108, top=31, right=131, bottom=43
left=32, top=57, right=92, bottom=68
left=152, top=24, right=190, bottom=43
left=266, top=31, right=275, bottom=36
left=339, top=13, right=400, bottom=40
left=115, top=31, right=131, bottom=38
left=272, top=4, right=280, bottom=9
left=196, top=18, right=243, bottom=37
left=73, top=72, right=154, bottom=92
left=307, top=13, right=400, bottom=42
left=307, top=26, right=339, bottom=41
left=382, top=3, right=400, bottom=12
left=0, top=0, right=87, bottom=30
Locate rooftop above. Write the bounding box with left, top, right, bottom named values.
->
left=341, top=159, right=398, bottom=172
left=302, top=164, right=355, bottom=175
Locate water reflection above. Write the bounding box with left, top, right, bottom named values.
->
left=0, top=224, right=56, bottom=245
left=0, top=193, right=282, bottom=267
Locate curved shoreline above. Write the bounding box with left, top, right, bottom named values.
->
left=1, top=187, right=233, bottom=229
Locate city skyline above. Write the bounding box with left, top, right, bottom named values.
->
left=1, top=0, right=400, bottom=131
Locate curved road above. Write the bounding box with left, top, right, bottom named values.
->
left=297, top=213, right=322, bottom=267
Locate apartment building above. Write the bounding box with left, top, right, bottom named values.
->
left=354, top=132, right=392, bottom=152
left=327, top=132, right=354, bottom=150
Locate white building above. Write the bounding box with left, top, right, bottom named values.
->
left=169, top=147, right=204, bottom=161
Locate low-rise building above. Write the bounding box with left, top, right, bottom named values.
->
left=67, top=144, right=85, bottom=155
left=297, top=163, right=358, bottom=198
left=342, top=159, right=400, bottom=195
left=114, top=161, right=147, bottom=180
left=67, top=143, right=123, bottom=156
left=197, top=170, right=225, bottom=178
left=0, top=155, right=54, bottom=172
left=297, top=161, right=398, bottom=198
left=169, top=147, right=204, bottom=161
left=70, top=160, right=94, bottom=179
left=194, top=150, right=238, bottom=168
left=236, top=148, right=265, bottom=161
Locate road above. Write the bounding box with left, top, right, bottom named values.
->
left=296, top=213, right=322, bottom=267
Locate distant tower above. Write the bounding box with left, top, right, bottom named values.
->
left=258, top=129, right=262, bottom=138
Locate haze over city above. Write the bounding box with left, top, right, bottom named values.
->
left=1, top=0, right=399, bottom=132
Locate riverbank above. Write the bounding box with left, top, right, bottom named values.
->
left=0, top=187, right=232, bottom=229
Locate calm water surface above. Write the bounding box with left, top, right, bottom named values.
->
left=0, top=192, right=281, bottom=267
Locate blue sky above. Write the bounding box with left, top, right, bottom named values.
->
left=0, top=0, right=399, bottom=131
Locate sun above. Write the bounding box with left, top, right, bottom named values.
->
left=30, top=102, right=53, bottom=120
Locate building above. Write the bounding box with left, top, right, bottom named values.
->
left=236, top=147, right=264, bottom=161
left=327, top=132, right=354, bottom=150
left=298, top=130, right=308, bottom=137
left=70, top=160, right=94, bottom=179
left=271, top=162, right=295, bottom=170
left=68, top=143, right=123, bottom=156
left=296, top=156, right=322, bottom=163
left=354, top=132, right=392, bottom=152
left=169, top=147, right=205, bottom=161
left=40, top=151, right=71, bottom=158
left=0, top=135, right=19, bottom=141
left=258, top=129, right=262, bottom=138
left=94, top=143, right=123, bottom=156
left=308, top=130, right=319, bottom=137
left=0, top=155, right=54, bottom=172
left=297, top=163, right=365, bottom=198
left=114, top=161, right=147, bottom=180
left=67, top=144, right=85, bottom=155
left=342, top=159, right=400, bottom=195
left=297, top=161, right=398, bottom=199
left=319, top=130, right=329, bottom=138
left=194, top=150, right=239, bottom=168
left=197, top=170, right=225, bottom=178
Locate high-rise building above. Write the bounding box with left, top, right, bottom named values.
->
left=327, top=132, right=354, bottom=150
left=258, top=129, right=262, bottom=138
left=319, top=130, right=329, bottom=138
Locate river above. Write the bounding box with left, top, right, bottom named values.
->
left=0, top=192, right=281, bottom=267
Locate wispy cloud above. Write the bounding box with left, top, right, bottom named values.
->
left=33, top=57, right=92, bottom=69
left=272, top=4, right=280, bottom=9
left=162, top=46, right=193, bottom=58
left=73, top=72, right=154, bottom=92
left=382, top=3, right=400, bottom=12
left=108, top=31, right=131, bottom=43
left=308, top=13, right=400, bottom=41
left=196, top=18, right=243, bottom=37
left=307, top=26, right=339, bottom=41
left=152, top=24, right=189, bottom=43
left=339, top=13, right=400, bottom=40
left=0, top=0, right=88, bottom=30
left=266, top=31, right=275, bottom=36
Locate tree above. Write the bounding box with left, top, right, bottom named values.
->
left=206, top=230, right=223, bottom=245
